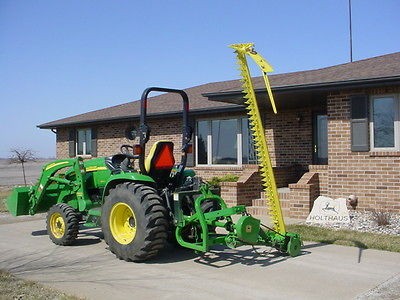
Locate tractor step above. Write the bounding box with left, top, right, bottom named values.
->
left=88, top=207, right=102, bottom=216
left=84, top=207, right=102, bottom=228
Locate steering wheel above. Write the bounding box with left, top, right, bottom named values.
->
left=120, top=145, right=139, bottom=159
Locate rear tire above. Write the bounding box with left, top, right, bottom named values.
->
left=46, top=203, right=79, bottom=246
left=101, top=183, right=168, bottom=262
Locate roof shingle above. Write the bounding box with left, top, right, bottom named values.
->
left=39, top=52, right=400, bottom=129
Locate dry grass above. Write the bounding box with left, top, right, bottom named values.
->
left=287, top=224, right=400, bottom=253
left=371, top=210, right=391, bottom=226
left=0, top=269, right=83, bottom=300
left=0, top=187, right=11, bottom=212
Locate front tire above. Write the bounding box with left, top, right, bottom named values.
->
left=101, top=183, right=168, bottom=262
left=46, top=203, right=79, bottom=245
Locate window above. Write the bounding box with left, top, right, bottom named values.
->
left=196, top=117, right=257, bottom=166
left=370, top=95, right=399, bottom=150
left=76, top=129, right=92, bottom=155
left=212, top=119, right=238, bottom=164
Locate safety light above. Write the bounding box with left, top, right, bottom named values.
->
left=133, top=145, right=143, bottom=155
left=187, top=144, right=193, bottom=154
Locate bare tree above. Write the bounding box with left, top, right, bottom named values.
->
left=9, top=148, right=36, bottom=186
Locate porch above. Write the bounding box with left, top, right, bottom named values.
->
left=218, top=164, right=328, bottom=220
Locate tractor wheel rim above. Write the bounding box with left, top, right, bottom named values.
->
left=50, top=212, right=65, bottom=238
left=109, top=202, right=137, bottom=245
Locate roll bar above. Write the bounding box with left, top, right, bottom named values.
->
left=138, top=87, right=192, bottom=175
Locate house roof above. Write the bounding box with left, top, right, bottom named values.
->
left=207, top=51, right=400, bottom=97
left=39, top=51, right=400, bottom=129
left=38, top=80, right=243, bottom=129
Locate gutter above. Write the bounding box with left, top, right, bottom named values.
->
left=37, top=105, right=245, bottom=129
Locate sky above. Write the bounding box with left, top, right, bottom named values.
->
left=1, top=0, right=399, bottom=158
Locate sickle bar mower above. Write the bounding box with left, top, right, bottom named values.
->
left=7, top=45, right=301, bottom=261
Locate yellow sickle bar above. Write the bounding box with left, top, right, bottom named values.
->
left=230, top=43, right=277, bottom=114
left=229, top=43, right=285, bottom=234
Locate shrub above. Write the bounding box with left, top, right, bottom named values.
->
left=207, top=174, right=239, bottom=187
left=371, top=210, right=391, bottom=226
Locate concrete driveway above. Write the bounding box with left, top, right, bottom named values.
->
left=0, top=214, right=399, bottom=300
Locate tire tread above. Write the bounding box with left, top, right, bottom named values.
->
left=102, top=183, right=168, bottom=262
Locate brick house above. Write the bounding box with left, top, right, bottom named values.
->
left=39, top=52, right=400, bottom=218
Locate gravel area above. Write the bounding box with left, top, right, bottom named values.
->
left=309, top=210, right=400, bottom=236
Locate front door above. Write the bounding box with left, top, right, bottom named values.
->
left=313, top=113, right=328, bottom=164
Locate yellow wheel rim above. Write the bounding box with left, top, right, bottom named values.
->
left=49, top=212, right=65, bottom=239
left=109, top=202, right=137, bottom=245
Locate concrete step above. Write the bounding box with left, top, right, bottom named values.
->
left=252, top=197, right=290, bottom=207
left=246, top=205, right=290, bottom=217
left=279, top=192, right=291, bottom=200
left=246, top=206, right=268, bottom=216
left=247, top=201, right=290, bottom=216
left=259, top=188, right=291, bottom=200
left=252, top=198, right=265, bottom=206
left=247, top=187, right=291, bottom=218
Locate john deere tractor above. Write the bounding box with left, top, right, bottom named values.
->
left=7, top=45, right=302, bottom=261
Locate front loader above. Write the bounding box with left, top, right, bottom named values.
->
left=7, top=45, right=301, bottom=261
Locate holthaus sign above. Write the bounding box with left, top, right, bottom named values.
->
left=306, top=196, right=350, bottom=224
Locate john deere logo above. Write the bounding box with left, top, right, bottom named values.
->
left=306, top=196, right=350, bottom=224
left=245, top=225, right=252, bottom=233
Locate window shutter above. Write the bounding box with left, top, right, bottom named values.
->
left=350, top=95, right=369, bottom=152
left=91, top=128, right=98, bottom=157
left=68, top=129, right=76, bottom=157
left=185, top=120, right=195, bottom=167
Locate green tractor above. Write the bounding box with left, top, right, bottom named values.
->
left=7, top=87, right=301, bottom=261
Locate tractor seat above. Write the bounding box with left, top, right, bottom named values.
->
left=145, top=141, right=175, bottom=179
left=105, top=154, right=130, bottom=173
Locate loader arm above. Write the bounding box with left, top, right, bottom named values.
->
left=28, top=157, right=90, bottom=215
left=230, top=43, right=285, bottom=234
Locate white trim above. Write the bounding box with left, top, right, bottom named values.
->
left=206, top=123, right=212, bottom=165
left=237, top=118, right=243, bottom=166
left=370, top=94, right=399, bottom=151
left=76, top=128, right=92, bottom=156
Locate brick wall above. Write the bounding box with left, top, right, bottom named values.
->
left=264, top=108, right=313, bottom=168
left=220, top=166, right=262, bottom=207
left=56, top=108, right=312, bottom=184
left=56, top=117, right=183, bottom=160
left=309, top=165, right=328, bottom=195
left=56, top=127, right=69, bottom=158
left=287, top=172, right=320, bottom=218
left=96, top=118, right=184, bottom=159
left=194, top=166, right=244, bottom=181
left=327, top=86, right=400, bottom=212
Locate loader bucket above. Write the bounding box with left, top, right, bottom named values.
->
left=6, top=186, right=31, bottom=216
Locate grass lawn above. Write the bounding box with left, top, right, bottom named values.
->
left=287, top=224, right=400, bottom=253
left=0, top=270, right=83, bottom=300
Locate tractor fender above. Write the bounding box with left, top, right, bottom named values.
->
left=101, top=173, right=155, bottom=202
